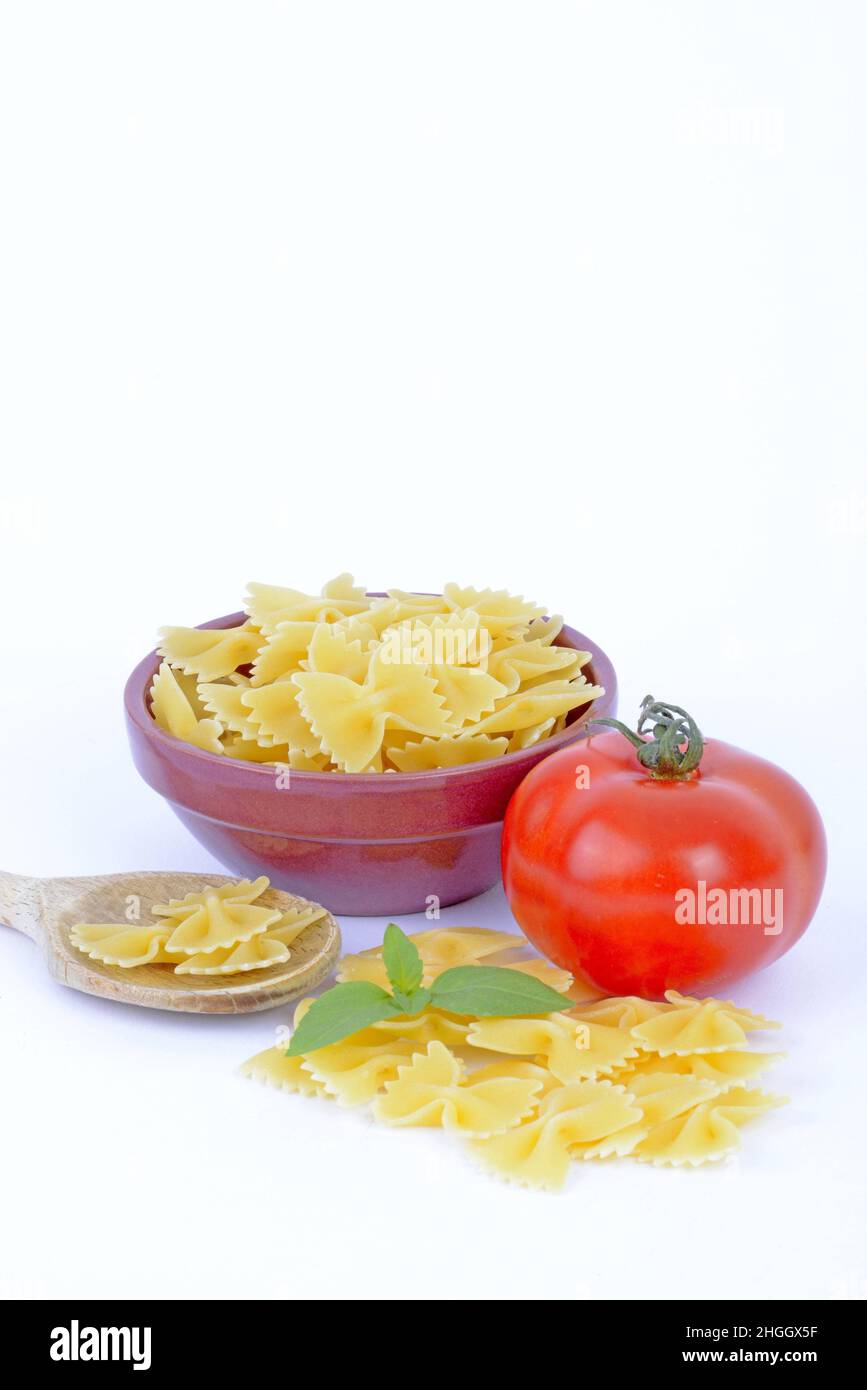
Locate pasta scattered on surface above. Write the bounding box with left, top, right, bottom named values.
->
left=469, top=1082, right=644, bottom=1190
left=617, top=1048, right=786, bottom=1092
left=69, top=877, right=327, bottom=980
left=241, top=925, right=787, bottom=1191
left=150, top=576, right=604, bottom=770
left=632, top=1087, right=786, bottom=1167
left=373, top=1042, right=543, bottom=1137
left=241, top=1046, right=331, bottom=1098
left=337, top=926, right=578, bottom=995
left=630, top=990, right=781, bottom=1056
left=304, top=1040, right=422, bottom=1107
left=467, top=1014, right=639, bottom=1082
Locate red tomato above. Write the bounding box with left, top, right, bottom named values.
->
left=501, top=699, right=827, bottom=997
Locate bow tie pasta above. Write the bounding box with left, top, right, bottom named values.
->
left=69, top=877, right=330, bottom=980
left=241, top=925, right=787, bottom=1193
left=149, top=576, right=604, bottom=770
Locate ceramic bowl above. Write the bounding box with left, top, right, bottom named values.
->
left=124, top=609, right=617, bottom=915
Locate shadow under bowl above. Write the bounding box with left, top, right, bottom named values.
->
left=124, top=610, right=617, bottom=916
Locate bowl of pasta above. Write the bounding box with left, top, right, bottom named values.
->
left=124, top=578, right=617, bottom=915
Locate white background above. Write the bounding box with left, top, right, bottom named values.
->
left=1, top=1, right=865, bottom=1301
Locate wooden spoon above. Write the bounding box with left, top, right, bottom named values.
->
left=0, top=869, right=341, bottom=1014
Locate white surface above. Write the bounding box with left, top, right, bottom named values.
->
left=1, top=0, right=865, bottom=1301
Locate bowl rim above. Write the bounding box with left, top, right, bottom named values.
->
left=124, top=601, right=617, bottom=786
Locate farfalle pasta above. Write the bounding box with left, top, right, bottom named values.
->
left=629, top=989, right=781, bottom=1056
left=304, top=1039, right=422, bottom=1106
left=467, top=1014, right=639, bottom=1081
left=337, top=926, right=574, bottom=994
left=70, top=920, right=175, bottom=968
left=69, top=876, right=329, bottom=980
left=149, top=576, right=604, bottom=771
left=242, top=925, right=787, bottom=1192
left=153, top=876, right=280, bottom=956
left=632, top=1087, right=785, bottom=1166
left=469, top=1081, right=645, bottom=1190
left=373, top=1042, right=543, bottom=1137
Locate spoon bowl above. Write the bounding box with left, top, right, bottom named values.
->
left=0, top=869, right=341, bottom=1013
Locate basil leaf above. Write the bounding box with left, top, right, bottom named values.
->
left=382, top=922, right=424, bottom=995
left=429, top=965, right=572, bottom=1018
left=285, top=982, right=400, bottom=1056
left=390, top=986, right=432, bottom=1017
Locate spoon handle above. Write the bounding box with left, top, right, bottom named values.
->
left=0, top=871, right=43, bottom=940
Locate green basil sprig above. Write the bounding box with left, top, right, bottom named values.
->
left=285, top=923, right=572, bottom=1056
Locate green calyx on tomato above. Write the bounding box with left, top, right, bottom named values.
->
left=591, top=694, right=704, bottom=779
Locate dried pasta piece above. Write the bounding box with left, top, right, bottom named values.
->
left=287, top=994, right=469, bottom=1052
left=619, top=1049, right=785, bottom=1093
left=507, top=719, right=556, bottom=751
left=622, top=1072, right=721, bottom=1125
left=385, top=589, right=450, bottom=620
left=380, top=610, right=487, bottom=658
left=239, top=682, right=323, bottom=756
left=250, top=622, right=318, bottom=686
left=380, top=614, right=504, bottom=724
left=524, top=615, right=563, bottom=645
left=174, top=934, right=290, bottom=975
left=240, top=1045, right=330, bottom=1098
left=266, top=902, right=329, bottom=947
left=302, top=1039, right=420, bottom=1106
left=665, top=990, right=781, bottom=1033
left=150, top=662, right=224, bottom=754
left=466, top=676, right=604, bottom=736
left=198, top=683, right=262, bottom=740
left=468, top=1082, right=643, bottom=1190
left=171, top=669, right=212, bottom=721
left=387, top=733, right=510, bottom=771
left=245, top=577, right=369, bottom=633
left=331, top=955, right=432, bottom=989
left=488, top=638, right=584, bottom=695
left=396, top=926, right=527, bottom=968
left=157, top=623, right=261, bottom=681
left=336, top=599, right=401, bottom=639
left=373, top=1041, right=543, bottom=1137
left=467, top=1015, right=638, bottom=1082
left=338, top=926, right=527, bottom=986
left=152, top=876, right=280, bottom=956
left=443, top=584, right=546, bottom=638
left=505, top=957, right=576, bottom=994
left=429, top=666, right=507, bottom=727
left=338, top=930, right=577, bottom=997
left=468, top=1059, right=560, bottom=1098
left=359, top=1010, right=470, bottom=1048
left=631, top=993, right=780, bottom=1056
left=222, top=736, right=292, bottom=763
left=70, top=921, right=174, bottom=968
left=304, top=623, right=374, bottom=683
left=275, top=749, right=331, bottom=771
left=573, top=996, right=672, bottom=1030
left=633, top=1087, right=786, bottom=1166
left=322, top=573, right=369, bottom=603
left=293, top=647, right=453, bottom=773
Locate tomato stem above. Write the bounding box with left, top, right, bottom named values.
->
left=590, top=695, right=704, bottom=779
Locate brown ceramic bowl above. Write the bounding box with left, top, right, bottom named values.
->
left=124, top=608, right=617, bottom=916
